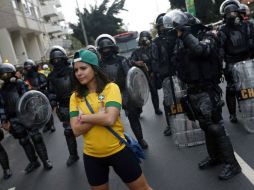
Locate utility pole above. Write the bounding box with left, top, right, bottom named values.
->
left=75, top=0, right=88, bottom=46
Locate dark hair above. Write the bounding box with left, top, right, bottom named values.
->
left=73, top=65, right=111, bottom=97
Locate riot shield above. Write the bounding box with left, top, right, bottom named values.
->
left=162, top=76, right=205, bottom=147
left=126, top=66, right=149, bottom=107
left=233, top=59, right=254, bottom=133
left=16, top=90, right=52, bottom=129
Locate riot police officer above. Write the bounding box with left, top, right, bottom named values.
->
left=130, top=31, right=162, bottom=115
left=23, top=59, right=55, bottom=133
left=151, top=13, right=177, bottom=136
left=164, top=10, right=241, bottom=180
left=239, top=3, right=251, bottom=21
left=47, top=46, right=79, bottom=166
left=218, top=0, right=254, bottom=123
left=0, top=128, right=12, bottom=179
left=0, top=60, right=12, bottom=179
left=0, top=63, right=52, bottom=173
left=95, top=34, right=148, bottom=149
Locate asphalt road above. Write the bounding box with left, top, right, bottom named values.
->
left=1, top=82, right=254, bottom=190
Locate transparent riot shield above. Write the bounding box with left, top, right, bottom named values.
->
left=233, top=59, right=254, bottom=133
left=16, top=90, right=52, bottom=129
left=162, top=76, right=205, bottom=147
left=126, top=66, right=149, bottom=107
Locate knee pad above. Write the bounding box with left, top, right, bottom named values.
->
left=206, top=124, right=226, bottom=137
left=31, top=133, right=43, bottom=144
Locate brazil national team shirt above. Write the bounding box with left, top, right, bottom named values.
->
left=69, top=82, right=126, bottom=157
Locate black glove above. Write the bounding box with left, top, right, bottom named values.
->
left=176, top=25, right=191, bottom=38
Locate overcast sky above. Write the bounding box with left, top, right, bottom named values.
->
left=59, top=0, right=171, bottom=32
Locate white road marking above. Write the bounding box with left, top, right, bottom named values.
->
left=8, top=188, right=16, bottom=190
left=235, top=152, right=254, bottom=185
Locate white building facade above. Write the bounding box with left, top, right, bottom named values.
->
left=0, top=0, right=71, bottom=66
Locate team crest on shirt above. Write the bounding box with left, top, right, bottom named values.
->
left=98, top=93, right=105, bottom=102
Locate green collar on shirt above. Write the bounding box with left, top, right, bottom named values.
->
left=81, top=88, right=88, bottom=97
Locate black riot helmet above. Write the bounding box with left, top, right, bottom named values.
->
left=184, top=12, right=208, bottom=35
left=0, top=63, right=16, bottom=81
left=139, top=31, right=152, bottom=39
left=163, top=9, right=189, bottom=30
left=48, top=45, right=68, bottom=65
left=0, top=63, right=16, bottom=74
left=95, top=34, right=118, bottom=60
left=156, top=13, right=166, bottom=29
left=95, top=34, right=118, bottom=52
left=239, top=3, right=250, bottom=16
left=138, top=31, right=152, bottom=46
left=184, top=12, right=201, bottom=26
left=24, top=59, right=36, bottom=72
left=220, top=0, right=240, bottom=16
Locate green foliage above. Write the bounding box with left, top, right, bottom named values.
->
left=70, top=0, right=126, bottom=45
left=170, top=0, right=186, bottom=9
left=169, top=0, right=225, bottom=24
left=68, top=35, right=83, bottom=51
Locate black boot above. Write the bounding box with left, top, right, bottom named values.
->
left=219, top=164, right=241, bottom=180
left=31, top=133, right=52, bottom=170
left=163, top=126, right=172, bottom=136
left=65, top=129, right=79, bottom=166
left=155, top=108, right=163, bottom=115
left=42, top=125, right=50, bottom=133
left=229, top=114, right=238, bottom=123
left=66, top=155, right=79, bottom=166
left=0, top=143, right=11, bottom=177
left=217, top=136, right=241, bottom=180
left=43, top=160, right=53, bottom=170
left=3, top=169, right=12, bottom=179
left=25, top=160, right=41, bottom=173
left=199, top=133, right=222, bottom=169
left=138, top=139, right=148, bottom=149
left=50, top=125, right=56, bottom=132
left=199, top=157, right=222, bottom=169
left=19, top=137, right=39, bottom=172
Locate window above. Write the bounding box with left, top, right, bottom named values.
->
left=27, top=2, right=33, bottom=16
left=21, top=0, right=31, bottom=15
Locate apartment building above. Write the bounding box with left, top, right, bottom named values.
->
left=0, top=0, right=71, bottom=66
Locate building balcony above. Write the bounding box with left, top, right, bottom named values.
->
left=45, top=23, right=62, bottom=34
left=40, top=4, right=58, bottom=18
left=39, top=0, right=61, bottom=7
left=51, top=12, right=65, bottom=22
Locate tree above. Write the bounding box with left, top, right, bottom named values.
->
left=69, top=0, right=126, bottom=45
left=169, top=0, right=225, bottom=24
